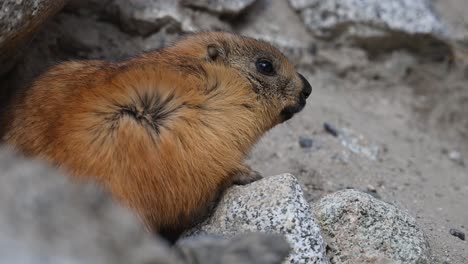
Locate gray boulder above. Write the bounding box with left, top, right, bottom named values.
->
left=237, top=0, right=316, bottom=63
left=289, top=0, right=446, bottom=37
left=110, top=0, right=189, bottom=35
left=177, top=233, right=290, bottom=264
left=108, top=0, right=231, bottom=36
left=314, top=189, right=431, bottom=264
left=0, top=146, right=177, bottom=264
left=182, top=0, right=256, bottom=16
left=289, top=0, right=452, bottom=59
left=0, top=0, right=67, bottom=76
left=0, top=146, right=291, bottom=264
left=188, top=174, right=328, bottom=264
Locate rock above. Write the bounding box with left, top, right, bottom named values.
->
left=110, top=0, right=189, bottom=35
left=0, top=146, right=178, bottom=264
left=187, top=174, right=328, bottom=264
left=107, top=0, right=232, bottom=36
left=369, top=51, right=417, bottom=82
left=323, top=122, right=339, bottom=137
left=289, top=0, right=446, bottom=37
left=338, top=127, right=381, bottom=161
left=0, top=146, right=292, bottom=264
left=0, top=0, right=67, bottom=76
left=299, top=136, right=314, bottom=149
left=236, top=0, right=316, bottom=63
left=323, top=124, right=381, bottom=161
left=53, top=14, right=165, bottom=60
left=181, top=8, right=232, bottom=32
left=182, top=0, right=256, bottom=16
left=448, top=150, right=465, bottom=166
left=314, top=189, right=431, bottom=264
left=65, top=0, right=113, bottom=15
left=177, top=233, right=290, bottom=264
left=364, top=185, right=381, bottom=199
left=449, top=228, right=466, bottom=241
left=289, top=0, right=453, bottom=59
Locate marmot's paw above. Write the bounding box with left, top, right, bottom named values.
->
left=231, top=165, right=263, bottom=185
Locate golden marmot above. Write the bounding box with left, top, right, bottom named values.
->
left=4, top=32, right=312, bottom=241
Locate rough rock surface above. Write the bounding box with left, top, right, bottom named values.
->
left=288, top=0, right=453, bottom=60
left=0, top=0, right=67, bottom=76
left=108, top=0, right=233, bottom=36
left=0, top=146, right=290, bottom=264
left=289, top=0, right=446, bottom=37
left=236, top=0, right=316, bottom=63
left=177, top=234, right=290, bottom=264
left=188, top=174, right=328, bottom=264
left=182, top=0, right=256, bottom=15
left=110, top=0, right=191, bottom=35
left=0, top=146, right=177, bottom=264
left=314, top=189, right=431, bottom=264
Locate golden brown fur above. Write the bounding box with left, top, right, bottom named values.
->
left=4, top=32, right=311, bottom=241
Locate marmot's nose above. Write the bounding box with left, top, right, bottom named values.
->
left=298, top=73, right=312, bottom=99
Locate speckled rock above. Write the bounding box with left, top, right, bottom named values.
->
left=182, top=0, right=256, bottom=15
left=0, top=0, right=67, bottom=76
left=110, top=0, right=190, bottom=35
left=188, top=174, right=328, bottom=264
left=109, top=0, right=231, bottom=35
left=288, top=0, right=453, bottom=60
left=289, top=0, right=446, bottom=37
left=237, top=0, right=316, bottom=63
left=314, top=189, right=431, bottom=264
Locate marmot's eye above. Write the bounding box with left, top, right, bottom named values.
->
left=256, top=59, right=275, bottom=76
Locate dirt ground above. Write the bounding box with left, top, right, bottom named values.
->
left=247, top=1, right=468, bottom=263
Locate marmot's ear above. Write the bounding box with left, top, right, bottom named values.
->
left=207, top=44, right=225, bottom=62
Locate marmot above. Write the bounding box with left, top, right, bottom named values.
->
left=4, top=32, right=312, bottom=241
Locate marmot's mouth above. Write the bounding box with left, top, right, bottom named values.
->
left=280, top=95, right=306, bottom=122
left=280, top=73, right=311, bottom=122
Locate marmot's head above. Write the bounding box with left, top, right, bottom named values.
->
left=165, top=32, right=312, bottom=124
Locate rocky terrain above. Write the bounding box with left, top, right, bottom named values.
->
left=1, top=0, right=467, bottom=263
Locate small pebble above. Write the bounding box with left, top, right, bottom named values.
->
left=298, top=136, right=313, bottom=149
left=449, top=228, right=465, bottom=241
left=448, top=151, right=464, bottom=166
left=308, top=43, right=318, bottom=55
left=364, top=185, right=381, bottom=199
left=367, top=184, right=377, bottom=193
left=324, top=122, right=339, bottom=137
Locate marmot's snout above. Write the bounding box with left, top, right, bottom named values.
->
left=299, top=73, right=312, bottom=99
left=280, top=73, right=312, bottom=122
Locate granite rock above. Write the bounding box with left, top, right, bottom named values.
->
left=314, top=189, right=431, bottom=264
left=237, top=0, right=316, bottom=63
left=110, top=0, right=190, bottom=35
left=188, top=174, right=328, bottom=264
left=0, top=0, right=67, bottom=76
left=289, top=0, right=446, bottom=37
left=289, top=0, right=453, bottom=59
left=182, top=0, right=256, bottom=16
